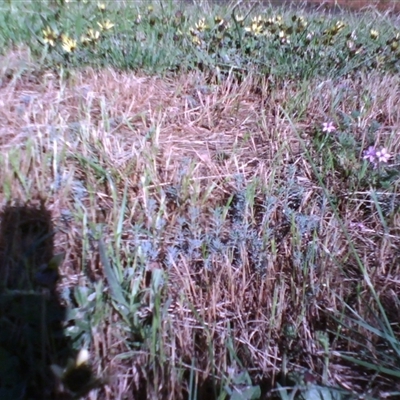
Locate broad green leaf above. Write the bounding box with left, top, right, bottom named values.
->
left=302, top=385, right=343, bottom=400
left=231, top=385, right=261, bottom=400
left=98, top=238, right=129, bottom=314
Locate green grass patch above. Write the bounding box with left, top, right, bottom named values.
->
left=1, top=0, right=400, bottom=79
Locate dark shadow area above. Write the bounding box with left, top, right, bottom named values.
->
left=0, top=201, right=71, bottom=399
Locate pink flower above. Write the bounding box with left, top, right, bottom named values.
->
left=376, top=147, right=390, bottom=163
left=322, top=121, right=336, bottom=133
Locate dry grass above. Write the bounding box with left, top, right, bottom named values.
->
left=303, top=0, right=400, bottom=13
left=1, top=47, right=400, bottom=399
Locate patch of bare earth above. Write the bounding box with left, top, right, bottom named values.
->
left=1, top=49, right=400, bottom=399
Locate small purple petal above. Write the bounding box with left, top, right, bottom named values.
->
left=376, top=147, right=390, bottom=163
left=322, top=121, right=336, bottom=133
left=363, top=146, right=376, bottom=163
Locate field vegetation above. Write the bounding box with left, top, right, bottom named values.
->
left=1, top=1, right=400, bottom=399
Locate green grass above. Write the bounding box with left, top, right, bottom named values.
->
left=1, top=0, right=400, bottom=78
left=0, top=1, right=400, bottom=399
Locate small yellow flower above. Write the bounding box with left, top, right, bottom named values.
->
left=336, top=21, right=346, bottom=30
left=97, top=19, right=114, bottom=31
left=97, top=2, right=106, bottom=11
left=279, top=30, right=290, bottom=44
left=253, top=15, right=264, bottom=24
left=254, top=24, right=263, bottom=35
left=296, top=16, right=307, bottom=31
left=299, top=16, right=307, bottom=24
left=195, top=18, right=208, bottom=32
left=325, top=20, right=346, bottom=36
left=147, top=5, right=153, bottom=13
left=81, top=29, right=100, bottom=44
left=89, top=29, right=100, bottom=40
left=266, top=17, right=274, bottom=26
left=245, top=17, right=264, bottom=36
left=235, top=14, right=244, bottom=23
left=61, top=35, right=77, bottom=52
left=192, top=35, right=201, bottom=46
left=370, top=29, right=379, bottom=40
left=43, top=26, right=57, bottom=47
left=214, top=16, right=228, bottom=31
left=387, top=33, right=400, bottom=51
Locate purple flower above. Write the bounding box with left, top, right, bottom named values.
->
left=322, top=121, right=336, bottom=133
left=363, top=146, right=391, bottom=167
left=376, top=147, right=390, bottom=163
left=363, top=146, right=376, bottom=163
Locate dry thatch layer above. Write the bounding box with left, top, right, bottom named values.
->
left=1, top=48, right=400, bottom=398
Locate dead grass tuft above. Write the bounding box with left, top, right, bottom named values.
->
left=1, top=55, right=400, bottom=398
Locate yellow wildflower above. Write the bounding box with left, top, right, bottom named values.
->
left=97, top=2, right=106, bottom=11
left=192, top=36, right=201, bottom=46
left=235, top=14, right=244, bottom=24
left=97, top=19, right=114, bottom=31
left=195, top=18, right=208, bottom=32
left=61, top=35, right=77, bottom=52
left=245, top=16, right=264, bottom=36
left=324, top=20, right=346, bottom=36
left=43, top=26, right=57, bottom=47
left=296, top=16, right=307, bottom=31
left=81, top=29, right=100, bottom=44
left=279, top=30, right=290, bottom=44
left=370, top=29, right=379, bottom=40
left=336, top=21, right=345, bottom=30
left=88, top=29, right=100, bottom=40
